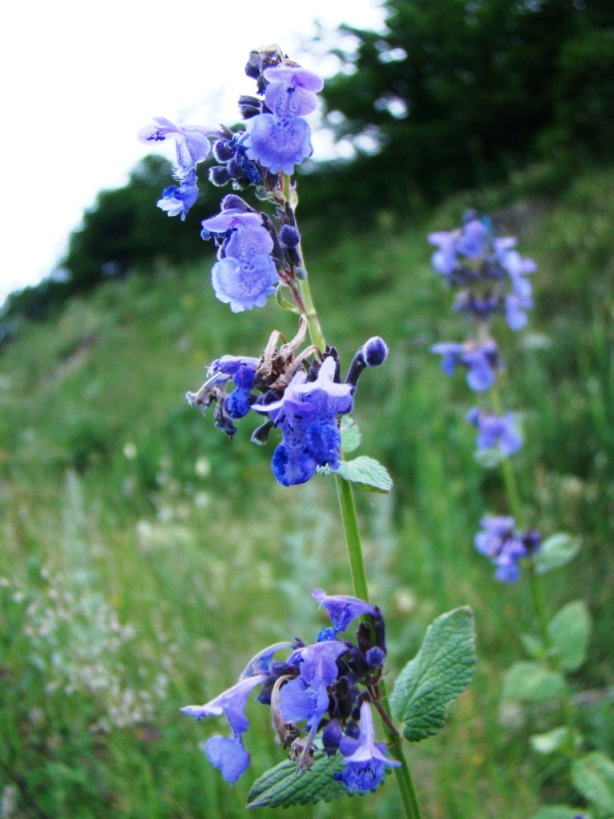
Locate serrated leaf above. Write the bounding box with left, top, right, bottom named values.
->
left=474, top=449, right=505, bottom=469
left=340, top=416, right=361, bottom=454
left=534, top=533, right=581, bottom=574
left=502, top=662, right=566, bottom=703
left=533, top=806, right=593, bottom=819
left=521, top=634, right=546, bottom=660
left=246, top=751, right=347, bottom=809
left=530, top=726, right=570, bottom=755
left=390, top=607, right=476, bottom=742
left=571, top=752, right=614, bottom=814
left=548, top=600, right=591, bottom=672
left=334, top=457, right=393, bottom=493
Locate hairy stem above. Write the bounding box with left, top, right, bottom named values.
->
left=336, top=475, right=423, bottom=819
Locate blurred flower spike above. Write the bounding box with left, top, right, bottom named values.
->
left=181, top=590, right=398, bottom=794
left=428, top=211, right=536, bottom=331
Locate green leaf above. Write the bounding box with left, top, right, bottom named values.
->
left=548, top=600, right=591, bottom=672
left=502, top=662, right=566, bottom=703
left=340, top=416, right=361, bottom=454
left=571, top=751, right=614, bottom=814
left=533, top=806, right=593, bottom=819
left=246, top=750, right=348, bottom=809
left=474, top=448, right=505, bottom=469
left=390, top=607, right=476, bottom=742
left=534, top=533, right=581, bottom=574
left=530, top=726, right=570, bottom=755
left=521, top=634, right=546, bottom=660
left=334, top=456, right=393, bottom=493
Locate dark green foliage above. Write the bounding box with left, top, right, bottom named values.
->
left=314, top=0, right=614, bottom=213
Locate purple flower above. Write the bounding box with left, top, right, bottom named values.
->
left=431, top=339, right=499, bottom=392
left=338, top=701, right=400, bottom=794
left=474, top=516, right=540, bottom=582
left=137, top=117, right=216, bottom=170
left=312, top=589, right=380, bottom=636
left=428, top=229, right=460, bottom=276
left=279, top=641, right=347, bottom=729
left=180, top=674, right=267, bottom=734
left=466, top=408, right=522, bottom=455
left=456, top=217, right=488, bottom=258
left=201, top=206, right=279, bottom=312
left=203, top=734, right=251, bottom=785
left=505, top=292, right=534, bottom=331
left=254, top=356, right=354, bottom=485
left=138, top=118, right=221, bottom=218
left=156, top=170, right=199, bottom=221
left=245, top=65, right=323, bottom=175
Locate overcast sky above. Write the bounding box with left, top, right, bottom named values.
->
left=0, top=0, right=385, bottom=306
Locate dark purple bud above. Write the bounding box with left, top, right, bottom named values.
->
left=245, top=50, right=262, bottom=79
left=345, top=720, right=360, bottom=740
left=238, top=95, right=263, bottom=119
left=322, top=720, right=343, bottom=756
left=280, top=225, right=301, bottom=248
left=365, top=647, right=386, bottom=668
left=213, top=140, right=235, bottom=163
left=208, top=166, right=230, bottom=187
left=362, top=337, right=388, bottom=367
left=521, top=530, right=541, bottom=555
left=346, top=337, right=388, bottom=386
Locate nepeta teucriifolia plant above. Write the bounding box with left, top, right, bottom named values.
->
left=429, top=213, right=610, bottom=819
left=139, top=45, right=476, bottom=816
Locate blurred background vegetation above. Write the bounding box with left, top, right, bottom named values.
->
left=1, top=1, right=613, bottom=816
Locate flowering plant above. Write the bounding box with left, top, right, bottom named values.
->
left=429, top=212, right=606, bottom=817
left=139, top=45, right=477, bottom=815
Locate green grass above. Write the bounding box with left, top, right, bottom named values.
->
left=1, top=163, right=613, bottom=817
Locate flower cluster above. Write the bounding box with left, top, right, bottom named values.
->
left=474, top=517, right=541, bottom=582
left=186, top=327, right=388, bottom=486
left=429, top=211, right=540, bottom=580
left=181, top=589, right=400, bottom=793
left=139, top=47, right=323, bottom=314
left=428, top=210, right=536, bottom=331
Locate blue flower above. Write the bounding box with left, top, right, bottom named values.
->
left=202, top=734, right=251, bottom=785
left=431, top=339, right=499, bottom=391
left=338, top=701, right=400, bottom=794
left=466, top=408, right=522, bottom=455
left=245, top=65, right=323, bottom=175
left=505, top=292, right=534, bottom=331
left=278, top=641, right=347, bottom=730
left=312, top=589, right=380, bottom=636
left=254, top=356, right=354, bottom=485
left=201, top=205, right=279, bottom=312
left=474, top=516, right=540, bottom=582
left=138, top=118, right=221, bottom=218
left=180, top=674, right=267, bottom=734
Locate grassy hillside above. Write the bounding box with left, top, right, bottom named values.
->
left=1, top=164, right=613, bottom=817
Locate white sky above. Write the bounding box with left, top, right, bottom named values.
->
left=0, top=0, right=385, bottom=307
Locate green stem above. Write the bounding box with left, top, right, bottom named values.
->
left=490, top=384, right=578, bottom=757
left=283, top=171, right=422, bottom=814
left=336, top=475, right=423, bottom=819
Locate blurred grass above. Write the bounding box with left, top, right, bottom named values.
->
left=1, top=163, right=613, bottom=817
